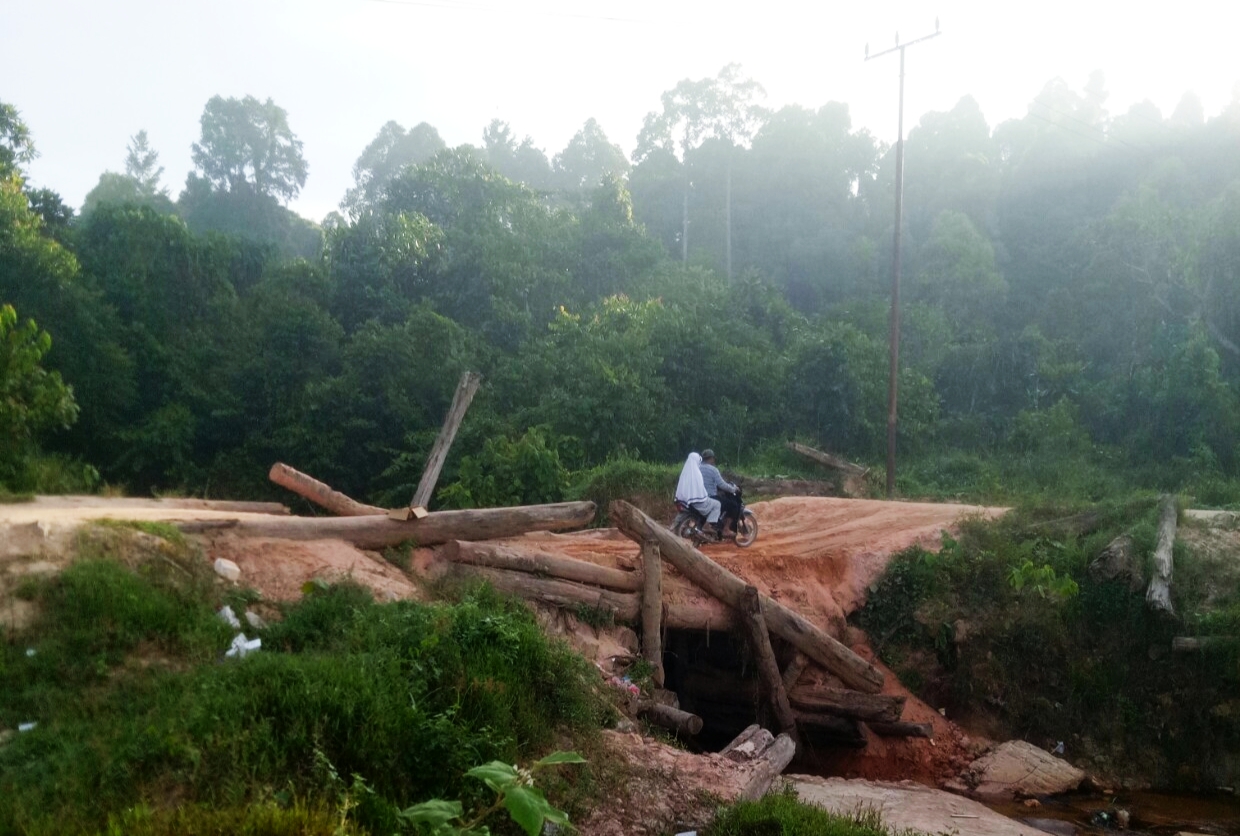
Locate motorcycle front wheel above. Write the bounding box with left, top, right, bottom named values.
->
left=671, top=512, right=697, bottom=540
left=734, top=509, right=759, bottom=548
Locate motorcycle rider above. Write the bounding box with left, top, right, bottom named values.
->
left=700, top=449, right=741, bottom=539
left=675, top=452, right=722, bottom=534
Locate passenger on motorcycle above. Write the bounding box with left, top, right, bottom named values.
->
left=700, top=449, right=740, bottom=538
left=675, top=452, right=721, bottom=532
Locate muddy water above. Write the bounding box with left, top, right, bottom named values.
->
left=987, top=791, right=1240, bottom=836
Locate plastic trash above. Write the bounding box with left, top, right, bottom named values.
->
left=18, top=722, right=37, bottom=733
left=244, top=610, right=267, bottom=630
left=25, top=648, right=35, bottom=657
left=1052, top=741, right=1065, bottom=755
left=213, top=558, right=241, bottom=582
left=217, top=605, right=241, bottom=629
left=224, top=633, right=262, bottom=659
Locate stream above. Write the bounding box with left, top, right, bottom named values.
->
left=986, top=791, right=1240, bottom=836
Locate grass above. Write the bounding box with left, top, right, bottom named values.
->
left=0, top=556, right=611, bottom=836
left=856, top=497, right=1240, bottom=788
left=702, top=786, right=896, bottom=836
left=566, top=455, right=678, bottom=524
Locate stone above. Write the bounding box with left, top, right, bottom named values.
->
left=1088, top=535, right=1143, bottom=591
left=1021, top=818, right=1077, bottom=836
left=213, top=558, right=241, bottom=582
left=962, top=740, right=1086, bottom=799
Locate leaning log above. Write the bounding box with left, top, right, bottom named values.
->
left=609, top=500, right=883, bottom=693
left=793, top=712, right=867, bottom=748
left=788, top=684, right=905, bottom=723
left=739, top=733, right=798, bottom=801
left=787, top=442, right=867, bottom=476
left=781, top=653, right=809, bottom=693
left=183, top=501, right=597, bottom=549
left=1146, top=494, right=1178, bottom=616
left=741, top=585, right=798, bottom=739
left=268, top=462, right=387, bottom=516
left=721, top=724, right=775, bottom=762
left=867, top=721, right=933, bottom=738
left=412, top=371, right=482, bottom=509
left=443, top=540, right=640, bottom=591
left=640, top=540, right=665, bottom=687
left=638, top=702, right=703, bottom=736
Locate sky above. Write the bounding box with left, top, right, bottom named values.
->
left=4, top=0, right=1239, bottom=222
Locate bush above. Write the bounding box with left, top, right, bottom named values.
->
left=703, top=786, right=893, bottom=836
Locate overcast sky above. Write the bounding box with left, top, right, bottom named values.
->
left=4, top=0, right=1238, bottom=222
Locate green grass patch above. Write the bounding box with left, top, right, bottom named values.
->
left=703, top=786, right=895, bottom=836
left=0, top=561, right=610, bottom=836
left=566, top=455, right=677, bottom=524
left=93, top=518, right=188, bottom=547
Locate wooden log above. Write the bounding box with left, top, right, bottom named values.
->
left=609, top=500, right=883, bottom=693
left=1172, top=636, right=1240, bottom=652
left=721, top=724, right=774, bottom=761
left=664, top=601, right=738, bottom=631
left=34, top=496, right=290, bottom=515
left=268, top=462, right=387, bottom=517
left=183, top=501, right=596, bottom=549
left=443, top=540, right=640, bottom=591
left=787, top=442, right=867, bottom=476
left=781, top=653, right=809, bottom=693
left=793, top=712, right=867, bottom=747
left=638, top=702, right=703, bottom=736
left=739, top=733, right=797, bottom=801
left=788, top=684, right=905, bottom=723
left=867, top=721, right=933, bottom=738
left=1146, top=494, right=1178, bottom=615
left=412, top=371, right=481, bottom=509
left=452, top=566, right=639, bottom=622
left=640, top=540, right=665, bottom=687
left=741, top=585, right=799, bottom=739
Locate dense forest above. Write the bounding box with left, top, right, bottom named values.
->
left=3, top=67, right=1240, bottom=506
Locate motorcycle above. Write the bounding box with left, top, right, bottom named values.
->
left=671, top=487, right=759, bottom=548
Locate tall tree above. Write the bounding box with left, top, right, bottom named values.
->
left=190, top=95, right=307, bottom=202
left=124, top=130, right=166, bottom=195
left=482, top=120, right=555, bottom=191
left=0, top=101, right=35, bottom=176
left=553, top=118, right=629, bottom=193
left=342, top=120, right=445, bottom=216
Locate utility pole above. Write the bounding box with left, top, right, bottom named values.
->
left=865, top=20, right=940, bottom=498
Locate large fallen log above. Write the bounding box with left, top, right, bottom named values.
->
left=1172, top=636, right=1240, bottom=652
left=609, top=500, right=883, bottom=693
left=443, top=540, right=640, bottom=591
left=787, top=442, right=867, bottom=476
left=33, top=496, right=290, bottom=515
left=788, top=683, right=905, bottom=723
left=1146, top=494, right=1177, bottom=615
left=739, top=733, right=798, bottom=801
left=793, top=712, right=867, bottom=747
left=268, top=463, right=387, bottom=517
left=867, top=721, right=933, bottom=738
left=641, top=541, right=665, bottom=687
left=741, top=585, right=798, bottom=739
left=181, top=501, right=597, bottom=549
left=721, top=724, right=775, bottom=761
left=638, top=702, right=703, bottom=736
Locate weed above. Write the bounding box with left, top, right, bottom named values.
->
left=703, top=784, right=895, bottom=836
left=573, top=601, right=616, bottom=629
left=94, top=518, right=188, bottom=547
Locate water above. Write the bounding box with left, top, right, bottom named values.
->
left=986, top=791, right=1240, bottom=836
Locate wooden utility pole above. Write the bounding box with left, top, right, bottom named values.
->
left=866, top=21, right=941, bottom=498
left=412, top=371, right=481, bottom=510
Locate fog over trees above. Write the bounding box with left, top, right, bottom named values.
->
left=3, top=71, right=1240, bottom=503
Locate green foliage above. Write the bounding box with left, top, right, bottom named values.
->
left=0, top=566, right=608, bottom=836
left=439, top=426, right=569, bottom=509
left=100, top=802, right=363, bottom=836
left=703, top=785, right=893, bottom=836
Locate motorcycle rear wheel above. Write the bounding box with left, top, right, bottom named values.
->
left=734, top=509, right=759, bottom=548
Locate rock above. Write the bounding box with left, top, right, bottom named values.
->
left=954, top=618, right=972, bottom=644
left=1088, top=535, right=1143, bottom=591
left=213, top=558, right=241, bottom=582
left=1115, top=809, right=1129, bottom=829
left=962, top=740, right=1086, bottom=799
left=1021, top=818, right=1077, bottom=836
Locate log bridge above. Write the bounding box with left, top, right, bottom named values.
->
left=256, top=465, right=929, bottom=796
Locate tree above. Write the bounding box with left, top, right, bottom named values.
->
left=0, top=101, right=35, bottom=176
left=553, top=119, right=629, bottom=193
left=482, top=120, right=555, bottom=191
left=0, top=304, right=79, bottom=482
left=342, top=120, right=445, bottom=216
left=190, top=95, right=308, bottom=202
left=125, top=130, right=166, bottom=195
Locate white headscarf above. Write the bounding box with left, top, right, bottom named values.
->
left=675, top=452, right=708, bottom=503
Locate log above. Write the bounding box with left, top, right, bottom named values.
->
left=443, top=540, right=640, bottom=591
left=640, top=540, right=665, bottom=687
left=609, top=500, right=883, bottom=693
left=867, top=721, right=933, bottom=738
left=721, top=724, right=774, bottom=761
left=638, top=702, right=703, bottom=736
left=1172, top=636, right=1240, bottom=652
left=182, top=501, right=596, bottom=549
left=739, top=733, right=797, bottom=801
left=787, top=442, right=867, bottom=476
left=1146, top=494, right=1177, bottom=615
left=793, top=712, right=867, bottom=747
left=664, top=601, right=738, bottom=631
left=412, top=371, right=481, bottom=509
left=741, top=585, right=798, bottom=739
left=452, top=566, right=639, bottom=622
left=33, top=496, right=289, bottom=515
left=781, top=653, right=809, bottom=693
left=268, top=462, right=387, bottom=517
left=788, top=684, right=905, bottom=723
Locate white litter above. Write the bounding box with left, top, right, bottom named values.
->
left=216, top=605, right=241, bottom=629
left=18, top=722, right=37, bottom=733
left=224, top=633, right=262, bottom=659
left=25, top=648, right=35, bottom=657
left=213, top=558, right=241, bottom=582
left=244, top=610, right=267, bottom=630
